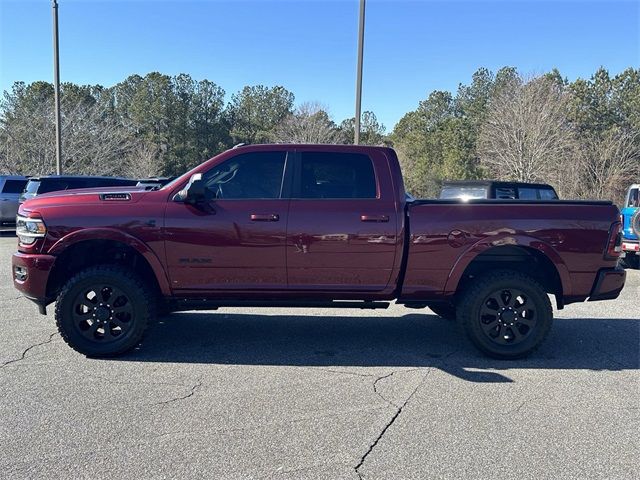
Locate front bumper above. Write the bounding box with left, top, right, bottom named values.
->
left=12, top=252, right=56, bottom=311
left=588, top=266, right=626, bottom=302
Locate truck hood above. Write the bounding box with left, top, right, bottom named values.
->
left=19, top=186, right=150, bottom=212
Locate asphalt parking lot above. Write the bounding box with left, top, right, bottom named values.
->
left=0, top=233, right=638, bottom=479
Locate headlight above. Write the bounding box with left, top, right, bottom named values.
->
left=16, top=215, right=47, bottom=245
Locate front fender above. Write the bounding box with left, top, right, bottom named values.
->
left=443, top=233, right=572, bottom=297
left=47, top=228, right=172, bottom=296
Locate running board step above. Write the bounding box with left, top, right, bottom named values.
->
left=170, top=300, right=391, bottom=311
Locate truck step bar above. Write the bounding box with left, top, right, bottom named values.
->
left=168, top=299, right=391, bottom=312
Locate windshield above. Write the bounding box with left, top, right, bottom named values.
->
left=23, top=180, right=41, bottom=195
left=440, top=186, right=488, bottom=200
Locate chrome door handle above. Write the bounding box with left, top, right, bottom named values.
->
left=250, top=213, right=279, bottom=222
left=360, top=215, right=389, bottom=222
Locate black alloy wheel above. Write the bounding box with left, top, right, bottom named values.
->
left=56, top=265, right=154, bottom=357
left=457, top=270, right=553, bottom=359
left=478, top=288, right=536, bottom=345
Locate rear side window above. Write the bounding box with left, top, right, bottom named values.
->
left=1, top=179, right=27, bottom=194
left=495, top=187, right=516, bottom=199
left=299, top=152, right=376, bottom=199
left=539, top=188, right=558, bottom=200
left=517, top=187, right=538, bottom=200
left=204, top=151, right=287, bottom=199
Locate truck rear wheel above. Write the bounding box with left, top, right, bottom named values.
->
left=457, top=270, right=553, bottom=359
left=55, top=265, right=154, bottom=357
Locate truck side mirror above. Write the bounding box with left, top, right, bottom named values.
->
left=178, top=173, right=211, bottom=205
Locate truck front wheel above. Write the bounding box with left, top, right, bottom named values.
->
left=55, top=265, right=155, bottom=357
left=457, top=270, right=553, bottom=359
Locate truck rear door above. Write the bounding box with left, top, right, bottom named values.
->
left=285, top=149, right=400, bottom=292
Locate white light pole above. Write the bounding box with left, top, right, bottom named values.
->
left=52, top=0, right=62, bottom=174
left=354, top=0, right=365, bottom=145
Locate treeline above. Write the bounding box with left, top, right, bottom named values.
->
left=1, top=67, right=638, bottom=202
left=0, top=73, right=384, bottom=179
left=393, top=67, right=640, bottom=203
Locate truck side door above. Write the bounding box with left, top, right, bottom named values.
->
left=164, top=150, right=291, bottom=292
left=286, top=149, right=399, bottom=292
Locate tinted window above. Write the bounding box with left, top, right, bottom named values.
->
left=539, top=188, right=558, bottom=200
left=204, top=151, right=286, bottom=199
left=299, top=152, right=376, bottom=199
left=495, top=187, right=516, bottom=199
left=518, top=187, right=538, bottom=200
left=628, top=188, right=639, bottom=207
left=66, top=179, right=88, bottom=189
left=2, top=179, right=27, bottom=194
left=440, top=186, right=488, bottom=200
left=38, top=179, right=72, bottom=194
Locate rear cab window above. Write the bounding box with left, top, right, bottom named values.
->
left=440, top=186, right=488, bottom=200
left=297, top=152, right=377, bottom=199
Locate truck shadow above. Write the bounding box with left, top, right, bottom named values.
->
left=119, top=312, right=639, bottom=383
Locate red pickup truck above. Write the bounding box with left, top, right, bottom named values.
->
left=12, top=144, right=625, bottom=359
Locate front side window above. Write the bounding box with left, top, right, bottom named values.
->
left=204, top=151, right=287, bottom=199
left=298, top=152, right=376, bottom=199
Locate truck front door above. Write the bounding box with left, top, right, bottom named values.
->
left=164, top=150, right=290, bottom=292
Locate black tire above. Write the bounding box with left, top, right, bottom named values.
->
left=457, top=270, right=553, bottom=359
left=55, top=265, right=155, bottom=357
left=428, top=304, right=457, bottom=321
left=620, top=254, right=639, bottom=270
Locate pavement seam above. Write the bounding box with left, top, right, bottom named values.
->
left=156, top=378, right=203, bottom=406
left=354, top=367, right=432, bottom=479
left=1, top=331, right=58, bottom=368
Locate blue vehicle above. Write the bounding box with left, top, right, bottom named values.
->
left=621, top=184, right=640, bottom=269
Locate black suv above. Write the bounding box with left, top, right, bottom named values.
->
left=20, top=176, right=139, bottom=203
left=439, top=180, right=559, bottom=201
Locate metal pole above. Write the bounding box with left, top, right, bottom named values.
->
left=52, top=0, right=62, bottom=174
left=354, top=0, right=365, bottom=145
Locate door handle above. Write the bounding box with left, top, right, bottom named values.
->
left=250, top=213, right=279, bottom=222
left=360, top=215, right=389, bottom=223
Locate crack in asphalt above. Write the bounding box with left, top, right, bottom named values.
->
left=156, top=379, right=203, bottom=406
left=1, top=332, right=58, bottom=368
left=354, top=368, right=432, bottom=479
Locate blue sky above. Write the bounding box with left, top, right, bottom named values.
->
left=1, top=0, right=638, bottom=129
